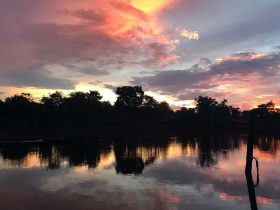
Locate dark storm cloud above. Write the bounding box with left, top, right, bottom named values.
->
left=0, top=69, right=75, bottom=89
left=133, top=51, right=280, bottom=94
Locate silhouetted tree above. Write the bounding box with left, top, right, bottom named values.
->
left=115, top=86, right=144, bottom=108
left=143, top=95, right=158, bottom=107
left=175, top=107, right=196, bottom=125
left=194, top=96, right=241, bottom=126
left=154, top=101, right=173, bottom=122
left=41, top=91, right=64, bottom=107
left=229, top=106, right=240, bottom=118
left=4, top=93, right=39, bottom=120
left=195, top=96, right=218, bottom=114
left=250, top=100, right=275, bottom=119
left=0, top=99, right=4, bottom=121
left=41, top=91, right=65, bottom=119
left=195, top=96, right=218, bottom=125
left=62, top=90, right=103, bottom=120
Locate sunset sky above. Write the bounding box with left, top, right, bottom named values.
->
left=0, top=0, right=280, bottom=109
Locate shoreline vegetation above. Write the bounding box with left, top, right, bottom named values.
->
left=0, top=86, right=279, bottom=141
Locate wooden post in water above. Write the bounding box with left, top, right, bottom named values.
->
left=245, top=121, right=258, bottom=210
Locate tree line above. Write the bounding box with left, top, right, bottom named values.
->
left=0, top=86, right=279, bottom=129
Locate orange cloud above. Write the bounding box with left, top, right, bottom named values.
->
left=158, top=190, right=183, bottom=204
left=179, top=29, right=200, bottom=40
left=131, top=0, right=177, bottom=14
left=219, top=193, right=246, bottom=202
left=78, top=0, right=178, bottom=44
left=256, top=196, right=274, bottom=205
left=219, top=193, right=275, bottom=206
left=216, top=53, right=269, bottom=62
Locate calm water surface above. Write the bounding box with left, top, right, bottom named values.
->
left=0, top=133, right=279, bottom=210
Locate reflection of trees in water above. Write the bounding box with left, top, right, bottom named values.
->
left=195, top=134, right=242, bottom=167
left=39, top=145, right=65, bottom=169
left=48, top=141, right=112, bottom=169
left=0, top=140, right=112, bottom=170
left=197, top=137, right=219, bottom=167
left=113, top=140, right=169, bottom=174
left=0, top=134, right=279, bottom=171
left=255, top=136, right=280, bottom=157
left=173, top=135, right=241, bottom=168
left=0, top=143, right=37, bottom=167
left=0, top=143, right=31, bottom=161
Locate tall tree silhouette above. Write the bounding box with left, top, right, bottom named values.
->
left=41, top=91, right=64, bottom=107
left=4, top=93, right=38, bottom=120
left=143, top=95, right=158, bottom=107
left=41, top=91, right=64, bottom=119
left=63, top=91, right=103, bottom=120
left=0, top=99, right=4, bottom=121
left=250, top=100, right=275, bottom=118
left=115, top=86, right=144, bottom=108
left=195, top=96, right=218, bottom=125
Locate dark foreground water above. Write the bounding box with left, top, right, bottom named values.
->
left=0, top=133, right=279, bottom=210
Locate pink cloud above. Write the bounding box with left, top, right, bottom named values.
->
left=0, top=0, right=179, bottom=76
left=133, top=51, right=280, bottom=108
